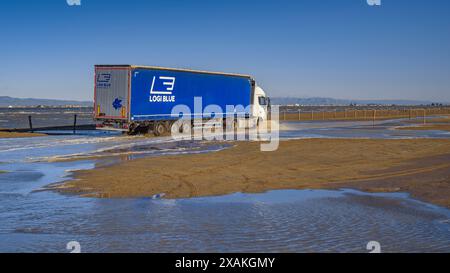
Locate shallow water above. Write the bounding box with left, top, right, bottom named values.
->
left=0, top=107, right=93, bottom=129
left=0, top=131, right=230, bottom=163
left=279, top=118, right=450, bottom=139
left=1, top=116, right=450, bottom=252
left=1, top=187, right=449, bottom=252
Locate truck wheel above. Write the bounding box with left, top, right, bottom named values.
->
left=224, top=119, right=236, bottom=130
left=170, top=120, right=183, bottom=134
left=257, top=117, right=263, bottom=127
left=154, top=122, right=166, bottom=136
left=171, top=120, right=191, bottom=135
left=182, top=121, right=191, bottom=134
left=128, top=123, right=138, bottom=135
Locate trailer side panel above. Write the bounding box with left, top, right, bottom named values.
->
left=130, top=68, right=252, bottom=121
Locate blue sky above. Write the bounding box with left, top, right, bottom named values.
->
left=1, top=0, right=449, bottom=101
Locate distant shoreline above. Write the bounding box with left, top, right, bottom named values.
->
left=2, top=95, right=448, bottom=109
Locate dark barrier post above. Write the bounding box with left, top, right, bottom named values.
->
left=28, top=115, right=33, bottom=132
left=73, top=114, right=77, bottom=134
left=373, top=110, right=376, bottom=127
left=423, top=109, right=426, bottom=125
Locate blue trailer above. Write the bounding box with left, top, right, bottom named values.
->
left=94, top=65, right=269, bottom=135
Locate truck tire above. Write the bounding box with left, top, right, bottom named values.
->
left=223, top=118, right=236, bottom=130
left=182, top=121, right=191, bottom=134
left=171, top=120, right=191, bottom=135
left=154, top=122, right=167, bottom=136
left=170, top=120, right=182, bottom=134
left=128, top=123, right=139, bottom=135
left=257, top=117, right=263, bottom=127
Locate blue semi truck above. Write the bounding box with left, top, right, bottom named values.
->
left=94, top=65, right=269, bottom=135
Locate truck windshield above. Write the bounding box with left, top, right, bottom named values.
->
left=258, top=96, right=267, bottom=105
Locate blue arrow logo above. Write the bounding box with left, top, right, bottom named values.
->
left=112, top=98, right=123, bottom=110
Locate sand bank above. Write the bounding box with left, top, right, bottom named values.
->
left=406, top=116, right=450, bottom=124
left=0, top=131, right=46, bottom=138
left=61, top=138, right=450, bottom=208
left=399, top=116, right=450, bottom=132
left=398, top=124, right=450, bottom=132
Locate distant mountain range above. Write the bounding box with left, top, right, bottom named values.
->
left=270, top=97, right=446, bottom=106
left=0, top=96, right=92, bottom=107
left=0, top=95, right=446, bottom=107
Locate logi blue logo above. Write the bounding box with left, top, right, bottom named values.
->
left=150, top=76, right=176, bottom=95
left=149, top=76, right=176, bottom=103
left=97, top=73, right=112, bottom=88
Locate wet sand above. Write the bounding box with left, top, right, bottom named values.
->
left=406, top=116, right=450, bottom=124
left=399, top=116, right=450, bottom=132
left=61, top=138, right=450, bottom=208
left=0, top=131, right=46, bottom=138
left=398, top=124, right=450, bottom=132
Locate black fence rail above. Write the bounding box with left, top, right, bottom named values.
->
left=0, top=114, right=96, bottom=134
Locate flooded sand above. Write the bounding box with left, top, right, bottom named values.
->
left=1, top=117, right=450, bottom=252
left=63, top=138, right=450, bottom=208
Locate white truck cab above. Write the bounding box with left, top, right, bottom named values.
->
left=253, top=84, right=270, bottom=124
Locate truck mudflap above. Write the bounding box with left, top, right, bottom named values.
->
left=95, top=122, right=129, bottom=132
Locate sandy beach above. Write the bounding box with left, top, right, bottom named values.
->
left=0, top=131, right=46, bottom=138
left=60, top=138, right=450, bottom=208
